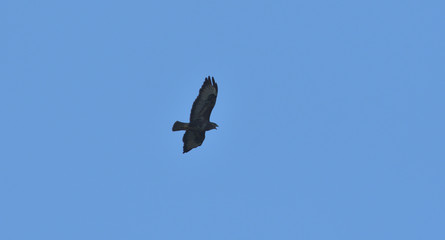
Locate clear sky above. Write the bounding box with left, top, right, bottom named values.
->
left=2, top=0, right=445, bottom=239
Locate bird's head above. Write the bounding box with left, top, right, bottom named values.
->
left=209, top=122, right=219, bottom=130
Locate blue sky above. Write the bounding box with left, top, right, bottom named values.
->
left=2, top=0, right=445, bottom=239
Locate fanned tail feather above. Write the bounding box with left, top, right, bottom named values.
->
left=172, top=121, right=189, bottom=131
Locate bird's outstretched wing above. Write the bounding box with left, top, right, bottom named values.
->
left=190, top=76, right=218, bottom=122
left=182, top=130, right=205, bottom=153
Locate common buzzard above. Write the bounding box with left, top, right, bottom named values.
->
left=172, top=76, right=218, bottom=153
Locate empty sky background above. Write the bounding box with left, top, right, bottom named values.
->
left=2, top=0, right=445, bottom=239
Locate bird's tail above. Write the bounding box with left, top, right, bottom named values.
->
left=172, top=121, right=189, bottom=131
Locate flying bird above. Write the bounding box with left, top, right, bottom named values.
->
left=172, top=76, right=219, bottom=153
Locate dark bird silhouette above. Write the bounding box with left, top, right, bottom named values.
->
left=172, top=76, right=219, bottom=153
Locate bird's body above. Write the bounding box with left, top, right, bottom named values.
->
left=172, top=76, right=218, bottom=153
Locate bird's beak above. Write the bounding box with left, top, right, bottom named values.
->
left=216, top=124, right=219, bottom=129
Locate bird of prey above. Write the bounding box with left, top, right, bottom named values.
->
left=172, top=76, right=218, bottom=153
